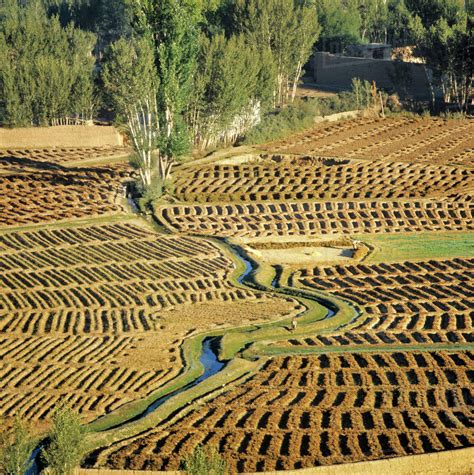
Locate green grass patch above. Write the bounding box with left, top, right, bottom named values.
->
left=360, top=232, right=474, bottom=263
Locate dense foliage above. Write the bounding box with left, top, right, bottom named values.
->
left=41, top=403, right=85, bottom=475
left=0, top=0, right=96, bottom=126
left=0, top=419, right=35, bottom=475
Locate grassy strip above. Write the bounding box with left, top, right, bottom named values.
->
left=83, top=235, right=355, bottom=455
left=359, top=231, right=474, bottom=263
left=258, top=343, right=474, bottom=357
left=217, top=241, right=358, bottom=361
left=86, top=333, right=207, bottom=433
left=84, top=357, right=259, bottom=455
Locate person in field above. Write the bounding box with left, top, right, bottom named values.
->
left=291, top=317, right=298, bottom=333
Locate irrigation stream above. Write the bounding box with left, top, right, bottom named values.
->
left=28, top=217, right=337, bottom=473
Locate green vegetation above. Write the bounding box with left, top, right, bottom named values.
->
left=0, top=0, right=96, bottom=127
left=242, top=92, right=359, bottom=144
left=182, top=445, right=227, bottom=475
left=0, top=418, right=35, bottom=475
left=361, top=232, right=474, bottom=263
left=41, top=403, right=85, bottom=475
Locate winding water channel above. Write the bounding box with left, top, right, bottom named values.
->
left=28, top=233, right=337, bottom=473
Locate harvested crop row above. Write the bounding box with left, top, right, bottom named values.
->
left=173, top=159, right=473, bottom=203
left=158, top=200, right=474, bottom=237
left=90, top=351, right=474, bottom=472
left=0, top=334, right=175, bottom=423
left=287, top=257, right=473, bottom=349
left=0, top=146, right=129, bottom=171
left=0, top=222, right=300, bottom=424
left=265, top=118, right=474, bottom=166
left=0, top=223, right=293, bottom=336
left=0, top=165, right=130, bottom=227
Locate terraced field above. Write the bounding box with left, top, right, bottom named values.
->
left=159, top=200, right=474, bottom=237
left=286, top=257, right=473, bottom=349
left=0, top=146, right=129, bottom=170
left=108, top=116, right=471, bottom=473
left=264, top=117, right=474, bottom=166
left=161, top=117, right=473, bottom=238
left=2, top=119, right=473, bottom=472
left=0, top=165, right=132, bottom=227
left=0, top=220, right=298, bottom=425
left=173, top=158, right=473, bottom=203
left=92, top=350, right=474, bottom=472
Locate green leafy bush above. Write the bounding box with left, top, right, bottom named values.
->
left=182, top=445, right=227, bottom=475
left=0, top=418, right=35, bottom=475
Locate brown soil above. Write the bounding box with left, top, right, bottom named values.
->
left=262, top=118, right=474, bottom=167
left=0, top=221, right=299, bottom=427
left=287, top=257, right=473, bottom=348
left=90, top=350, right=474, bottom=472
left=158, top=200, right=474, bottom=238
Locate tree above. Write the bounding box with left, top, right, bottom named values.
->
left=316, top=0, right=361, bottom=53
left=0, top=0, right=96, bottom=127
left=0, top=418, right=35, bottom=475
left=41, top=403, right=85, bottom=475
left=387, top=0, right=414, bottom=46
left=410, top=4, right=473, bottom=110
left=131, top=0, right=200, bottom=182
left=102, top=36, right=160, bottom=187
left=188, top=33, right=261, bottom=148
left=357, top=0, right=388, bottom=43
left=182, top=445, right=227, bottom=475
left=234, top=0, right=319, bottom=106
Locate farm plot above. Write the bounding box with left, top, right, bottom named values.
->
left=0, top=146, right=129, bottom=172
left=0, top=164, right=131, bottom=227
left=288, top=257, right=473, bottom=349
left=0, top=221, right=299, bottom=423
left=173, top=158, right=473, bottom=203
left=264, top=118, right=474, bottom=167
left=158, top=200, right=474, bottom=238
left=92, top=350, right=474, bottom=472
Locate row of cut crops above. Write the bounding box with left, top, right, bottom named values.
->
left=89, top=350, right=473, bottom=472
left=0, top=164, right=131, bottom=227
left=264, top=118, right=473, bottom=167
left=283, top=257, right=473, bottom=349
left=0, top=221, right=299, bottom=423
left=0, top=146, right=129, bottom=170
left=158, top=200, right=474, bottom=237
left=173, top=159, right=473, bottom=203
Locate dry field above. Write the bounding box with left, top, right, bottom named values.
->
left=287, top=257, right=473, bottom=348
left=0, top=165, right=130, bottom=227
left=159, top=200, right=474, bottom=237
left=0, top=220, right=298, bottom=426
left=2, top=118, right=473, bottom=471
left=92, top=350, right=474, bottom=472
left=263, top=117, right=474, bottom=167
left=0, top=146, right=128, bottom=170
left=173, top=158, right=473, bottom=203
left=161, top=117, right=473, bottom=238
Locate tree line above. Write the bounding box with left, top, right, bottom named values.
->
left=0, top=0, right=472, bottom=192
